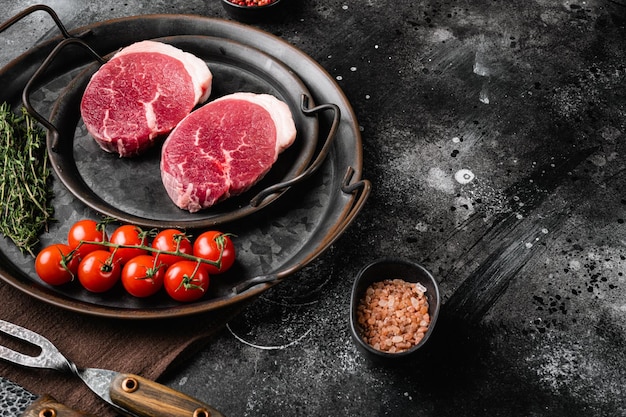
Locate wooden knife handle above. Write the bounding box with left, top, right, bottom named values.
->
left=22, top=395, right=98, bottom=417
left=109, top=373, right=225, bottom=417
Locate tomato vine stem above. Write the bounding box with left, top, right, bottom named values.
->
left=74, top=240, right=222, bottom=268
left=175, top=261, right=206, bottom=293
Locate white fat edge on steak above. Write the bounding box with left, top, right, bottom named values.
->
left=113, top=40, right=213, bottom=104
left=212, top=92, right=297, bottom=155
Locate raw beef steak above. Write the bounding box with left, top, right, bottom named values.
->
left=160, top=92, right=297, bottom=213
left=80, top=40, right=212, bottom=157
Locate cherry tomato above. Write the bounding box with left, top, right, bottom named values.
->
left=121, top=255, right=165, bottom=298
left=109, top=224, right=148, bottom=265
left=35, top=244, right=79, bottom=286
left=164, top=261, right=210, bottom=302
left=77, top=250, right=122, bottom=293
left=193, top=231, right=235, bottom=274
left=151, top=229, right=193, bottom=267
left=67, top=219, right=108, bottom=259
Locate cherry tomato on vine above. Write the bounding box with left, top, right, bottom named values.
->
left=77, top=250, right=122, bottom=293
left=151, top=229, right=193, bottom=267
left=164, top=261, right=210, bottom=302
left=121, top=255, right=166, bottom=298
left=193, top=231, right=235, bottom=274
left=35, top=244, right=79, bottom=286
left=68, top=219, right=108, bottom=259
left=109, top=224, right=148, bottom=265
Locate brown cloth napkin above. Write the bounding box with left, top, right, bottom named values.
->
left=0, top=280, right=240, bottom=416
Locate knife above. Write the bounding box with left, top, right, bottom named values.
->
left=0, top=376, right=97, bottom=417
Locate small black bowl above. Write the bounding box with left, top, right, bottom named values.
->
left=220, top=0, right=284, bottom=23
left=350, top=258, right=440, bottom=363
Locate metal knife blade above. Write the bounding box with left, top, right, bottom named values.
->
left=0, top=376, right=97, bottom=417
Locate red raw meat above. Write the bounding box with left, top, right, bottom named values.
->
left=160, top=92, right=297, bottom=213
left=80, top=41, right=212, bottom=157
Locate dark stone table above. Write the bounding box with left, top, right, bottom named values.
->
left=2, top=0, right=625, bottom=416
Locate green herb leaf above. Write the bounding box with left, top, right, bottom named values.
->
left=0, top=102, right=54, bottom=256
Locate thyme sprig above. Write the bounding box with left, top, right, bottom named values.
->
left=0, top=102, right=53, bottom=256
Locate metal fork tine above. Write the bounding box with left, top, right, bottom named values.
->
left=0, top=319, right=74, bottom=372
left=0, top=320, right=123, bottom=412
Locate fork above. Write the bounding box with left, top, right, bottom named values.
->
left=0, top=319, right=225, bottom=417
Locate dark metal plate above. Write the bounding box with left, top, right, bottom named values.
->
left=46, top=35, right=319, bottom=229
left=0, top=15, right=370, bottom=319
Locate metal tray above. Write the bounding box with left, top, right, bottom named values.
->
left=33, top=34, right=333, bottom=229
left=0, top=12, right=370, bottom=319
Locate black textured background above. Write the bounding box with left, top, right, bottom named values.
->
left=2, top=1, right=625, bottom=416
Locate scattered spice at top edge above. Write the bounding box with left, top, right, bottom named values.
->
left=228, top=0, right=277, bottom=6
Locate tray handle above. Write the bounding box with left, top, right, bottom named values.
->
left=22, top=37, right=106, bottom=151
left=234, top=167, right=371, bottom=293
left=333, top=166, right=372, bottom=237
left=0, top=4, right=89, bottom=39
left=249, top=94, right=341, bottom=207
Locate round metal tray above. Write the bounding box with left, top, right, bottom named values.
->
left=39, top=35, right=323, bottom=229
left=0, top=14, right=370, bottom=319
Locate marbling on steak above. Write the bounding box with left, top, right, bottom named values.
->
left=160, top=92, right=297, bottom=213
left=80, top=41, right=212, bottom=157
